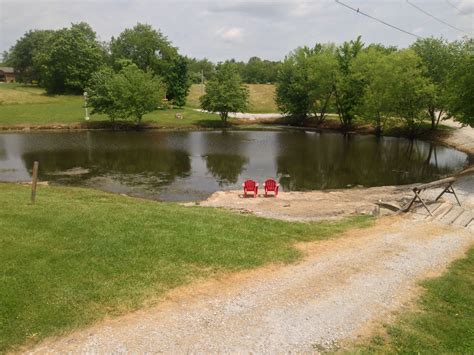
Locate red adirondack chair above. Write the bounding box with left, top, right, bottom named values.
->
left=263, top=178, right=279, bottom=197
left=242, top=179, right=258, bottom=197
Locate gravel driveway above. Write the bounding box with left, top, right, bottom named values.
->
left=29, top=217, right=474, bottom=353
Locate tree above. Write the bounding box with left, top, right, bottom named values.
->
left=276, top=47, right=313, bottom=120
left=200, top=62, right=249, bottom=125
left=86, top=64, right=165, bottom=125
left=352, top=48, right=394, bottom=135
left=110, top=23, right=177, bottom=72
left=446, top=39, right=474, bottom=127
left=334, top=36, right=365, bottom=129
left=165, top=55, right=191, bottom=107
left=411, top=38, right=455, bottom=129
left=8, top=29, right=55, bottom=83
left=387, top=50, right=435, bottom=134
left=275, top=44, right=338, bottom=122
left=39, top=23, right=105, bottom=94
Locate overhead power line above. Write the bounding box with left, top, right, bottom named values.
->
left=406, top=0, right=472, bottom=35
left=334, top=0, right=422, bottom=39
left=445, top=0, right=464, bottom=14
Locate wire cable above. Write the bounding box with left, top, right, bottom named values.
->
left=406, top=0, right=472, bottom=35
left=445, top=0, right=464, bottom=14
left=334, top=0, right=422, bottom=39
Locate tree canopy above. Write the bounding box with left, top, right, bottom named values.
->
left=200, top=62, right=249, bottom=124
left=86, top=64, right=165, bottom=125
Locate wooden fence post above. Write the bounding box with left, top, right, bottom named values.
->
left=31, top=161, right=39, bottom=204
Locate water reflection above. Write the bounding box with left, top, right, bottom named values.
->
left=0, top=130, right=468, bottom=201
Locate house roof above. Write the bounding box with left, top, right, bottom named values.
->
left=0, top=67, right=15, bottom=73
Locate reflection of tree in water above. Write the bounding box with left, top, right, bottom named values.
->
left=0, top=136, right=6, bottom=161
left=204, top=154, right=248, bottom=186
left=202, top=130, right=249, bottom=186
left=276, top=133, right=463, bottom=191
left=21, top=147, right=191, bottom=189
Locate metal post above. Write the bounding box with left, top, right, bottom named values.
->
left=31, top=161, right=39, bottom=204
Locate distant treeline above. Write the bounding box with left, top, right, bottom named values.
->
left=187, top=57, right=280, bottom=84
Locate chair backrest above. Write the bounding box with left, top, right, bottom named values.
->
left=244, top=179, right=257, bottom=189
left=265, top=179, right=277, bottom=190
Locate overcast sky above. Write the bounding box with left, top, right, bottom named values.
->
left=1, top=0, right=473, bottom=62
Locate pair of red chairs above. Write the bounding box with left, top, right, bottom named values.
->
left=242, top=179, right=279, bottom=198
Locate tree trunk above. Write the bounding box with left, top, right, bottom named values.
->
left=317, top=93, right=332, bottom=123
left=375, top=113, right=382, bottom=136
left=220, top=112, right=228, bottom=126
left=428, top=107, right=436, bottom=130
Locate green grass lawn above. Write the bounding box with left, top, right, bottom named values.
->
left=0, top=83, right=278, bottom=127
left=0, top=183, right=371, bottom=352
left=355, top=247, right=474, bottom=353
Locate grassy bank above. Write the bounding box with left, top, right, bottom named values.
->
left=355, top=247, right=474, bottom=353
left=0, top=83, right=277, bottom=127
left=0, top=183, right=371, bottom=352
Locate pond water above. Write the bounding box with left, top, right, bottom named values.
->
left=0, top=130, right=469, bottom=201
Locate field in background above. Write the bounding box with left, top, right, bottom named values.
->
left=187, top=83, right=278, bottom=113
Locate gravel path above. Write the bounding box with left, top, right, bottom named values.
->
left=29, top=217, right=474, bottom=353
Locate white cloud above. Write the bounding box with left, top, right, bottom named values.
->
left=215, top=27, right=244, bottom=42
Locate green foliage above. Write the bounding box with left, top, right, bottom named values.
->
left=446, top=39, right=474, bottom=127
left=0, top=183, right=372, bottom=352
left=200, top=62, right=249, bottom=124
left=352, top=48, right=393, bottom=135
left=7, top=29, right=55, bottom=84
left=110, top=23, right=177, bottom=72
left=276, top=45, right=338, bottom=122
left=165, top=55, right=191, bottom=107
left=86, top=64, right=165, bottom=124
left=387, top=50, right=435, bottom=134
left=411, top=37, right=456, bottom=128
left=187, top=57, right=216, bottom=83
left=334, top=36, right=365, bottom=129
left=39, top=23, right=105, bottom=94
left=242, top=56, right=280, bottom=84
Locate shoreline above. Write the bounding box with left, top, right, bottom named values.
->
left=0, top=118, right=472, bottom=159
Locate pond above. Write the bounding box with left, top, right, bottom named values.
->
left=0, top=130, right=469, bottom=201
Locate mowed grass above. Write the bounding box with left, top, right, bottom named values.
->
left=0, top=83, right=278, bottom=126
left=356, top=247, right=474, bottom=353
left=187, top=83, right=278, bottom=113
left=0, top=183, right=372, bottom=352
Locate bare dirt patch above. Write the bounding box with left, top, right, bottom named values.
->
left=198, top=185, right=414, bottom=221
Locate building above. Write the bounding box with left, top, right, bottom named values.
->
left=0, top=67, right=16, bottom=83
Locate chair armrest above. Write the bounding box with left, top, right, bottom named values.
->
left=256, top=183, right=259, bottom=187
left=242, top=183, right=245, bottom=187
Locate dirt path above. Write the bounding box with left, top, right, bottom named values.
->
left=442, top=119, right=474, bottom=155
left=28, top=217, right=473, bottom=354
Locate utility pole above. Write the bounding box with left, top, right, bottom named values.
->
left=201, top=70, right=204, bottom=95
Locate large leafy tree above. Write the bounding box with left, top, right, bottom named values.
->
left=411, top=37, right=455, bottom=129
left=200, top=62, right=249, bottom=125
left=387, top=50, right=435, bottom=134
left=352, top=48, right=394, bottom=135
left=86, top=64, right=165, bottom=125
left=8, top=29, right=55, bottom=84
left=110, top=23, right=177, bottom=72
left=334, top=36, right=365, bottom=129
left=446, top=39, right=474, bottom=127
left=39, top=23, right=105, bottom=94
left=276, top=47, right=314, bottom=120
left=165, top=55, right=191, bottom=107
left=276, top=44, right=338, bottom=122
